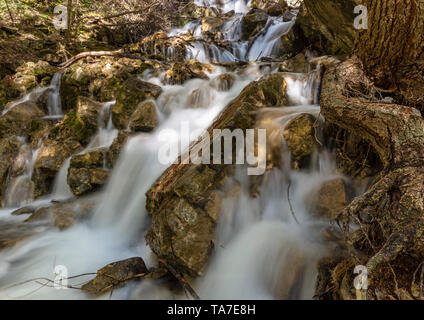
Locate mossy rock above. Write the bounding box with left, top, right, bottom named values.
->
left=112, top=77, right=162, bottom=129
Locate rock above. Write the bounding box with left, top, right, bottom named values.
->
left=67, top=149, right=110, bottom=196
left=241, top=9, right=269, bottom=40
left=25, top=207, right=50, bottom=222
left=82, top=257, right=148, bottom=295
left=32, top=139, right=83, bottom=198
left=51, top=206, right=76, bottom=230
left=60, top=57, right=152, bottom=111
left=309, top=55, right=341, bottom=70
left=164, top=60, right=213, bottom=85
left=146, top=73, right=289, bottom=276
left=283, top=113, right=317, bottom=166
left=112, top=77, right=162, bottom=129
left=0, top=137, right=22, bottom=205
left=107, top=130, right=130, bottom=168
left=187, top=87, right=214, bottom=109
left=210, top=73, right=235, bottom=91
left=298, top=0, right=356, bottom=56
left=128, top=101, right=158, bottom=132
left=312, top=178, right=348, bottom=220
left=278, top=53, right=308, bottom=73
left=11, top=206, right=35, bottom=216
left=0, top=101, right=46, bottom=137
left=201, top=17, right=224, bottom=35
left=48, top=97, right=102, bottom=145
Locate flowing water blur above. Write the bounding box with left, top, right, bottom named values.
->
left=0, top=0, right=339, bottom=299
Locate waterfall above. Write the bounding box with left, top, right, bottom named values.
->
left=0, top=0, right=340, bottom=300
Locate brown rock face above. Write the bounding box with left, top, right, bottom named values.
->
left=82, top=257, right=148, bottom=295
left=112, top=77, right=162, bottom=129
left=0, top=101, right=46, bottom=137
left=107, top=130, right=130, bottom=168
left=283, top=113, right=317, bottom=166
left=128, top=101, right=158, bottom=132
left=0, top=137, right=22, bottom=205
left=67, top=149, right=110, bottom=196
left=312, top=178, right=348, bottom=220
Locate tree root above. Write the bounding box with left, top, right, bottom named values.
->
left=321, top=57, right=424, bottom=297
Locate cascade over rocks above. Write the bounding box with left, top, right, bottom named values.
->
left=145, top=73, right=289, bottom=276
left=67, top=149, right=110, bottom=196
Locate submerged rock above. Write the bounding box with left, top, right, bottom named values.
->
left=112, top=77, right=162, bottom=129
left=210, top=73, right=236, bottom=91
left=283, top=113, right=317, bottom=166
left=128, top=100, right=158, bottom=132
left=82, top=257, right=148, bottom=295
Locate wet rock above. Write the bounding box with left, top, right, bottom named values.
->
left=25, top=206, right=50, bottom=222
left=51, top=206, right=76, bottom=230
left=0, top=137, right=22, bottom=205
left=48, top=96, right=102, bottom=145
left=210, top=73, right=236, bottom=91
left=241, top=9, right=269, bottom=40
left=107, top=130, right=130, bottom=168
left=201, top=17, right=224, bottom=35
left=283, top=113, right=317, bottom=166
left=67, top=149, right=110, bottom=196
left=278, top=53, right=308, bottom=73
left=0, top=101, right=46, bottom=137
left=32, top=139, right=83, bottom=198
left=164, top=60, right=213, bottom=85
left=128, top=101, right=158, bottom=132
left=187, top=87, right=214, bottom=109
left=112, top=77, right=162, bottom=129
left=82, top=257, right=148, bottom=295
left=312, top=178, right=348, bottom=220
left=13, top=61, right=56, bottom=93
left=309, top=55, right=341, bottom=70
left=11, top=206, right=35, bottom=216
left=60, top=57, right=152, bottom=111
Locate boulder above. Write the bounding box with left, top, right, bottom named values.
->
left=187, top=87, right=214, bottom=109
left=163, top=60, right=213, bottom=85
left=112, top=77, right=162, bottom=129
left=241, top=9, right=269, bottom=40
left=82, top=257, right=148, bottom=295
left=283, top=113, right=316, bottom=166
left=0, top=101, right=46, bottom=137
left=32, top=139, right=83, bottom=198
left=210, top=73, right=235, bottom=91
left=49, top=96, right=102, bottom=145
left=278, top=53, right=309, bottom=73
left=60, top=57, right=152, bottom=111
left=128, top=101, right=158, bottom=132
left=201, top=17, right=224, bottom=35
left=67, top=149, right=110, bottom=196
left=312, top=178, right=348, bottom=220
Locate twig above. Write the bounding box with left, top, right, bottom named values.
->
left=159, top=259, right=200, bottom=300
left=287, top=179, right=300, bottom=224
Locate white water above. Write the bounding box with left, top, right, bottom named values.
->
left=0, top=0, right=339, bottom=300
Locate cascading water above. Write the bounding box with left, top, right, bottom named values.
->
left=0, top=0, right=342, bottom=300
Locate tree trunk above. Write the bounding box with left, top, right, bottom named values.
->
left=354, top=0, right=424, bottom=110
